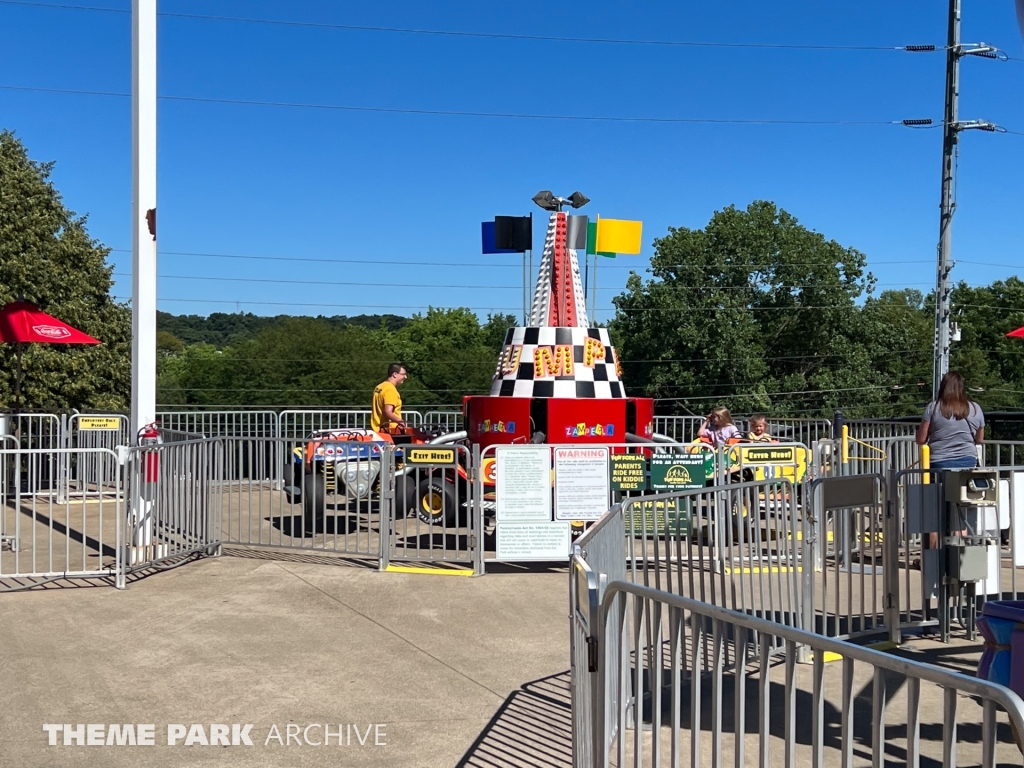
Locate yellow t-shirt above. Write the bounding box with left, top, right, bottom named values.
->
left=371, top=381, right=402, bottom=432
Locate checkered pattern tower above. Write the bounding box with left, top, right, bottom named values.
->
left=489, top=212, right=625, bottom=399
left=528, top=212, right=589, bottom=328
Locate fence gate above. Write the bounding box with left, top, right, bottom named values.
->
left=384, top=443, right=479, bottom=572
left=804, top=474, right=892, bottom=642
left=65, top=413, right=129, bottom=500
left=1, top=446, right=122, bottom=590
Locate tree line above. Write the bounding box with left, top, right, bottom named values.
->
left=2, top=133, right=1021, bottom=416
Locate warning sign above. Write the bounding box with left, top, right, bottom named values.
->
left=650, top=455, right=705, bottom=491
left=609, top=454, right=648, bottom=491
left=628, top=500, right=692, bottom=537
left=78, top=417, right=121, bottom=431
left=405, top=447, right=457, bottom=466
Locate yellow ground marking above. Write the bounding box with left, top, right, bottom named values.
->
left=864, top=640, right=900, bottom=652
left=815, top=651, right=844, bottom=663
left=384, top=564, right=474, bottom=577
left=723, top=565, right=802, bottom=575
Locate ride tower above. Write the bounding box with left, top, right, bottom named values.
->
left=464, top=211, right=654, bottom=448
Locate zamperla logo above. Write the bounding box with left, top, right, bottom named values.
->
left=32, top=325, right=71, bottom=339
left=663, top=466, right=692, bottom=485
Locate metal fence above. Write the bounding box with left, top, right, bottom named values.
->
left=217, top=436, right=386, bottom=561
left=120, top=438, right=222, bottom=584
left=157, top=410, right=278, bottom=439
left=1, top=446, right=123, bottom=591
left=278, top=409, right=425, bottom=439
left=571, top=572, right=1024, bottom=768
left=653, top=416, right=831, bottom=447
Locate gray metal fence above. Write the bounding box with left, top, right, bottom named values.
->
left=278, top=409, right=425, bottom=439
left=653, top=416, right=831, bottom=447
left=157, top=410, right=278, bottom=439
left=572, top=574, right=1024, bottom=768
left=1, top=446, right=123, bottom=591
left=217, top=436, right=386, bottom=561
left=121, top=438, right=222, bottom=584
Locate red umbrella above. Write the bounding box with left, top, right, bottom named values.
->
left=0, top=300, right=101, bottom=410
left=1008, top=326, right=1024, bottom=339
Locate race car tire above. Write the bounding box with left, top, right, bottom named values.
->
left=283, top=460, right=305, bottom=502
left=415, top=477, right=457, bottom=527
left=302, top=473, right=327, bottom=530
left=394, top=473, right=419, bottom=518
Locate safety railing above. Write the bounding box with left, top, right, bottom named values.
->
left=572, top=450, right=810, bottom=631
left=120, top=438, right=222, bottom=584
left=571, top=573, right=1024, bottom=768
left=157, top=410, right=279, bottom=439
left=845, top=418, right=918, bottom=441
left=421, top=410, right=463, bottom=431
left=652, top=416, right=831, bottom=447
left=278, top=409, right=425, bottom=439
left=1, top=446, right=123, bottom=591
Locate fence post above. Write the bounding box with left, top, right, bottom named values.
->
left=472, top=442, right=485, bottom=577
left=884, top=471, right=901, bottom=645
left=378, top=446, right=392, bottom=572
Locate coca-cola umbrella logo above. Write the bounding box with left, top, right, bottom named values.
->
left=32, top=325, right=72, bottom=340
left=0, top=301, right=101, bottom=409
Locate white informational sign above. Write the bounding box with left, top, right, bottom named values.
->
left=496, top=522, right=571, bottom=561
left=495, top=446, right=551, bottom=523
left=554, top=446, right=610, bottom=521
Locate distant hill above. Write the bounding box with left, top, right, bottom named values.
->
left=157, top=311, right=409, bottom=348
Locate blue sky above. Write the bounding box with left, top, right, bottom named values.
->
left=1, top=0, right=1022, bottom=324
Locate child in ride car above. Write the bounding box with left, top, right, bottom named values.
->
left=747, top=414, right=774, bottom=442
left=698, top=406, right=740, bottom=448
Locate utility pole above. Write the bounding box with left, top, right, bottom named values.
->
left=131, top=0, right=157, bottom=556
left=131, top=0, right=157, bottom=441
left=933, top=0, right=960, bottom=398
left=932, top=0, right=1001, bottom=398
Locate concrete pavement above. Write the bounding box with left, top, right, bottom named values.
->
left=0, top=550, right=573, bottom=767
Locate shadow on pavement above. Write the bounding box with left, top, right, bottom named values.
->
left=457, top=670, right=572, bottom=768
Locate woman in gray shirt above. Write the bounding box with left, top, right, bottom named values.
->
left=915, top=370, right=985, bottom=470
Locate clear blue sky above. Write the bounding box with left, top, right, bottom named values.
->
left=1, top=0, right=1022, bottom=323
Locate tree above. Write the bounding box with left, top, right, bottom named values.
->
left=612, top=201, right=890, bottom=417
left=0, top=131, right=130, bottom=411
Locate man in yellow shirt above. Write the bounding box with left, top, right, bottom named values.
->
left=371, top=364, right=408, bottom=432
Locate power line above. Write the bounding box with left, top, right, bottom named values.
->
left=163, top=349, right=928, bottom=365
left=109, top=270, right=930, bottom=292
left=0, top=1, right=936, bottom=52
left=107, top=248, right=938, bottom=271
left=112, top=272, right=527, bottom=291
left=110, top=249, right=525, bottom=269
left=0, top=84, right=923, bottom=127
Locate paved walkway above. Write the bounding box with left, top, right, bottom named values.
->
left=0, top=550, right=573, bottom=767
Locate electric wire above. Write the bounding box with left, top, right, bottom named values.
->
left=0, top=1, right=942, bottom=52
left=0, top=84, right=917, bottom=126
left=107, top=248, right=938, bottom=270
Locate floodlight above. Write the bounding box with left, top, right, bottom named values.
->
left=532, top=190, right=558, bottom=211
left=568, top=191, right=590, bottom=209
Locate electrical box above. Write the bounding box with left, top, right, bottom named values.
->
left=948, top=545, right=990, bottom=582
left=944, top=470, right=999, bottom=507
left=907, top=484, right=941, bottom=534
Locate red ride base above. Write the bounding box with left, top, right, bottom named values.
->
left=463, top=395, right=654, bottom=450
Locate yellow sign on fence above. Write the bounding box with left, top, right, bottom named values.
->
left=404, top=447, right=457, bottom=466
left=78, top=417, right=122, bottom=431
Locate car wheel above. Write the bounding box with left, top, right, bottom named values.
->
left=284, top=460, right=305, bottom=502
left=416, top=478, right=457, bottom=527
left=302, top=473, right=327, bottom=531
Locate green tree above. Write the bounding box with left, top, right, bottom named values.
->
left=612, top=201, right=890, bottom=417
left=0, top=131, right=130, bottom=411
